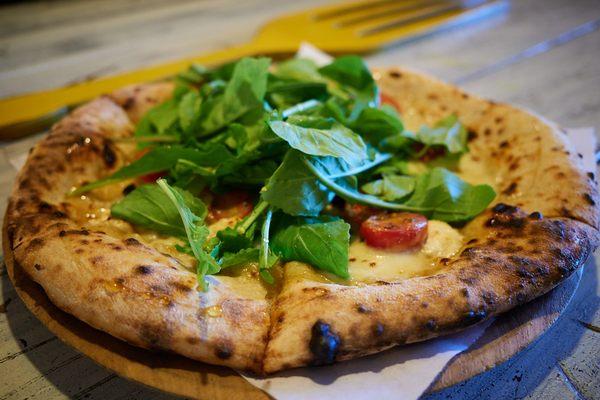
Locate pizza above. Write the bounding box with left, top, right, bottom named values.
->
left=4, top=56, right=599, bottom=375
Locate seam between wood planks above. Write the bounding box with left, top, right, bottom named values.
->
left=72, top=373, right=118, bottom=400
left=557, top=361, right=589, bottom=400
left=0, top=336, right=58, bottom=364
left=454, top=18, right=600, bottom=85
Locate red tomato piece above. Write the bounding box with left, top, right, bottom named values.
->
left=379, top=93, right=400, bottom=112
left=139, top=171, right=167, bottom=183
left=360, top=212, right=428, bottom=250
left=207, top=190, right=253, bottom=223
left=133, top=149, right=167, bottom=183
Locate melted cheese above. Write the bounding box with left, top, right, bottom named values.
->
left=457, top=153, right=499, bottom=188
left=347, top=220, right=462, bottom=283
left=284, top=220, right=463, bottom=285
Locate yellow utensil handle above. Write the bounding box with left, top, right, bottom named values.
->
left=0, top=42, right=262, bottom=128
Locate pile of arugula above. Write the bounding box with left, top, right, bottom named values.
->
left=75, top=56, right=495, bottom=290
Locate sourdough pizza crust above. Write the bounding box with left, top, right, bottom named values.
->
left=4, top=67, right=599, bottom=374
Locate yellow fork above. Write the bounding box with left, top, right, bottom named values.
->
left=0, top=0, right=506, bottom=139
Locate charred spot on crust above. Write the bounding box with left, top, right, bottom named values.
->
left=26, top=237, right=44, bottom=251
left=464, top=310, right=487, bottom=325
left=373, top=322, right=384, bottom=337
left=215, top=343, right=233, bottom=359
left=102, top=143, right=117, bottom=167
left=486, top=205, right=526, bottom=229
left=59, top=229, right=89, bottom=237
left=425, top=320, right=438, bottom=331
left=502, top=182, right=518, bottom=196
left=492, top=203, right=517, bottom=214
left=309, top=320, right=340, bottom=365
left=124, top=237, right=142, bottom=246
left=389, top=71, right=402, bottom=79
left=122, top=96, right=136, bottom=110
left=34, top=263, right=43, bottom=271
left=467, top=130, right=478, bottom=142
left=356, top=304, right=371, bottom=313
left=528, top=211, right=543, bottom=220
left=499, top=140, right=509, bottom=148
left=123, top=184, right=136, bottom=195
left=136, top=265, right=153, bottom=274
left=170, top=281, right=192, bottom=293
left=139, top=323, right=168, bottom=350
left=584, top=193, right=596, bottom=206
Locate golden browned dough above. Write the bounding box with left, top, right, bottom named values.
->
left=5, top=88, right=269, bottom=373
left=4, top=69, right=599, bottom=374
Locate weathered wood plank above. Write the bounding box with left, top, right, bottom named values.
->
left=2, top=0, right=600, bottom=98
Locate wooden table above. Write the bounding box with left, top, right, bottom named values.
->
left=1, top=0, right=599, bottom=399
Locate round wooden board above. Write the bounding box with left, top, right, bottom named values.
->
left=2, top=221, right=583, bottom=399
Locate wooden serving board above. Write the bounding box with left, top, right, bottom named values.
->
left=2, top=222, right=583, bottom=399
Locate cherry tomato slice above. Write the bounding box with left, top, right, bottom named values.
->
left=379, top=93, right=401, bottom=112
left=360, top=212, right=428, bottom=250
left=207, top=190, right=253, bottom=223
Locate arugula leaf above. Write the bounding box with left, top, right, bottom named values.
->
left=157, top=179, right=219, bottom=290
left=404, top=115, right=468, bottom=154
left=319, top=56, right=375, bottom=95
left=135, top=98, right=179, bottom=138
left=261, top=151, right=332, bottom=216
left=178, top=90, right=202, bottom=133
left=319, top=55, right=377, bottom=115
left=111, top=184, right=207, bottom=237
left=219, top=248, right=259, bottom=269
left=271, top=216, right=350, bottom=279
left=402, top=167, right=495, bottom=222
left=352, top=105, right=403, bottom=144
left=361, top=174, right=415, bottom=202
left=268, top=119, right=368, bottom=166
left=304, top=156, right=495, bottom=223
left=259, top=208, right=274, bottom=283
left=198, top=57, right=270, bottom=135
left=73, top=145, right=235, bottom=194
left=274, top=58, right=324, bottom=82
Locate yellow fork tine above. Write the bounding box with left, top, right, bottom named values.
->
left=335, top=0, right=450, bottom=27
left=358, top=0, right=487, bottom=36
left=314, top=0, right=400, bottom=20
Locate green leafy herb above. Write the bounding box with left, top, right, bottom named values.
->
left=352, top=105, right=403, bottom=144
left=157, top=179, right=219, bottom=290
left=271, top=216, right=350, bottom=279
left=111, top=184, right=207, bottom=237
left=268, top=119, right=367, bottom=166
left=261, top=151, right=332, bottom=216
left=404, top=114, right=468, bottom=154
left=361, top=174, right=415, bottom=202
left=305, top=156, right=495, bottom=223
left=259, top=208, right=275, bottom=283
left=198, top=57, right=270, bottom=135
left=219, top=248, right=259, bottom=269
